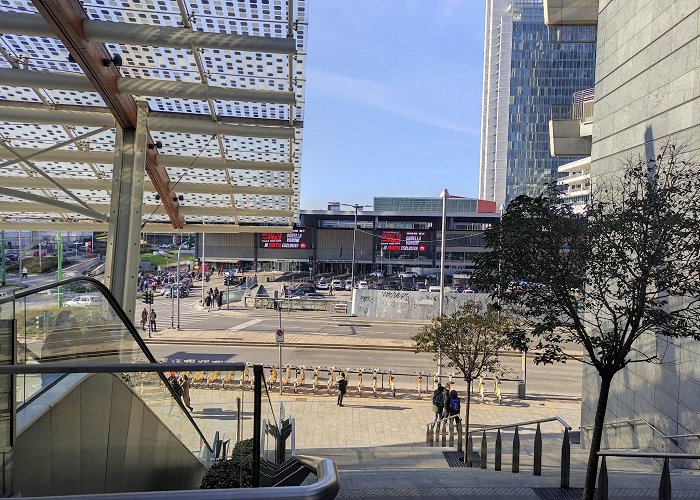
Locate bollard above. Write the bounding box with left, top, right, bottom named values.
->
left=561, top=428, right=570, bottom=488
left=534, top=422, right=542, bottom=476
left=441, top=420, right=447, bottom=447
left=597, top=456, right=608, bottom=500
left=236, top=397, right=242, bottom=444
left=481, top=431, right=487, bottom=469
left=466, top=434, right=474, bottom=467
left=449, top=418, right=455, bottom=447
left=495, top=429, right=502, bottom=471
left=659, top=457, right=671, bottom=500
left=429, top=423, right=434, bottom=446
left=426, top=424, right=431, bottom=445
left=512, top=426, right=520, bottom=473
left=457, top=420, right=463, bottom=453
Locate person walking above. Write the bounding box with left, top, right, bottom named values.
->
left=204, top=292, right=211, bottom=311
left=21, top=266, right=28, bottom=280
left=442, top=382, right=452, bottom=418
left=180, top=374, right=193, bottom=411
left=432, top=384, right=445, bottom=421
left=329, top=284, right=334, bottom=296
left=446, top=390, right=461, bottom=423
left=149, top=309, right=157, bottom=332
left=216, top=291, right=223, bottom=310
left=140, top=308, right=148, bottom=331
left=336, top=373, right=348, bottom=406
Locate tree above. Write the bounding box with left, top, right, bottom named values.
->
left=471, top=143, right=700, bottom=500
left=412, top=301, right=511, bottom=462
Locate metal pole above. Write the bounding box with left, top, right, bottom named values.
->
left=201, top=232, right=206, bottom=305
left=438, top=188, right=448, bottom=382
left=252, top=365, right=262, bottom=488
left=279, top=299, right=283, bottom=396
left=177, top=240, right=183, bottom=330
left=38, top=241, right=41, bottom=271
left=351, top=206, right=357, bottom=289
left=56, top=231, right=62, bottom=306
left=17, top=231, right=22, bottom=284
left=170, top=252, right=175, bottom=329
left=0, top=231, right=5, bottom=287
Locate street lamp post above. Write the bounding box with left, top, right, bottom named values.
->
left=340, top=203, right=371, bottom=289
left=437, top=189, right=449, bottom=382
left=176, top=239, right=187, bottom=330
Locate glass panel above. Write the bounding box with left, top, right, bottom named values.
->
left=13, top=278, right=212, bottom=458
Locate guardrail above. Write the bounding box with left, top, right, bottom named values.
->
left=460, top=416, right=572, bottom=487
left=426, top=415, right=463, bottom=451
left=597, top=451, right=700, bottom=500
left=244, top=296, right=350, bottom=313
left=580, top=417, right=700, bottom=446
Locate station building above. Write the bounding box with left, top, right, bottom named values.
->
left=196, top=197, right=500, bottom=276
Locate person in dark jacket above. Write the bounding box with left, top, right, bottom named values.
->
left=442, top=382, right=452, bottom=418
left=336, top=373, right=348, bottom=406
left=432, top=384, right=445, bottom=421
left=446, top=390, right=461, bottom=423
left=216, top=291, right=223, bottom=310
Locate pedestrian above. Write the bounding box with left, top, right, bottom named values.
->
left=494, top=375, right=502, bottom=404
left=169, top=374, right=182, bottom=401
left=446, top=390, right=461, bottom=423
left=442, top=382, right=452, bottom=418
left=216, top=291, right=223, bottom=310
left=479, top=376, right=485, bottom=403
left=140, top=308, right=148, bottom=331
left=432, top=384, right=445, bottom=421
left=329, top=284, right=334, bottom=296
left=180, top=374, right=193, bottom=411
left=149, top=309, right=157, bottom=332
left=336, top=373, right=348, bottom=406
left=204, top=293, right=211, bottom=311
left=21, top=266, right=27, bottom=280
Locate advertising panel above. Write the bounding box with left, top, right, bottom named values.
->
left=260, top=229, right=312, bottom=249
left=379, top=230, right=428, bottom=253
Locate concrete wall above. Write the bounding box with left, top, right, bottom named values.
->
left=352, top=289, right=489, bottom=320
left=582, top=0, right=700, bottom=467
left=14, top=373, right=206, bottom=496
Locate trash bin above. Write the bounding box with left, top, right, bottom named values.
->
left=517, top=382, right=526, bottom=399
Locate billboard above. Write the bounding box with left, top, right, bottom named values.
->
left=379, top=230, right=428, bottom=253
left=260, top=229, right=312, bottom=249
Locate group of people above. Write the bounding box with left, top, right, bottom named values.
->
left=167, top=373, right=194, bottom=412
left=203, top=287, right=223, bottom=311
left=140, top=308, right=157, bottom=332
left=432, top=383, right=461, bottom=422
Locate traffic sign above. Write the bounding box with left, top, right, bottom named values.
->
left=276, top=328, right=284, bottom=344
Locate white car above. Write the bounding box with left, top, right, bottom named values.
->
left=331, top=279, right=343, bottom=289
left=357, top=281, right=369, bottom=289
left=344, top=280, right=353, bottom=291
left=428, top=286, right=442, bottom=293
left=64, top=295, right=101, bottom=307
left=416, top=285, right=428, bottom=292
left=317, top=278, right=329, bottom=290
left=398, top=271, right=418, bottom=278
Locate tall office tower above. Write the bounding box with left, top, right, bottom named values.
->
left=478, top=0, right=596, bottom=208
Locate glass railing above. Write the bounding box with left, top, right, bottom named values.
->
left=12, top=277, right=213, bottom=457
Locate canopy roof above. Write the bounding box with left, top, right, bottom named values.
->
left=0, top=0, right=307, bottom=232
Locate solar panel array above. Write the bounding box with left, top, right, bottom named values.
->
left=0, top=0, right=307, bottom=227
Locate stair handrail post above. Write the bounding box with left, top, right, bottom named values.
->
left=534, top=422, right=542, bottom=476
left=466, top=433, right=474, bottom=467
left=449, top=417, right=455, bottom=447
left=457, top=419, right=463, bottom=453
left=426, top=423, right=431, bottom=445
left=480, top=431, right=487, bottom=469
left=561, top=427, right=571, bottom=488
left=659, top=457, right=671, bottom=500
left=597, top=456, right=608, bottom=500
left=495, top=429, right=502, bottom=471
left=512, top=426, right=520, bottom=473
left=252, top=364, right=263, bottom=487
left=441, top=420, right=447, bottom=446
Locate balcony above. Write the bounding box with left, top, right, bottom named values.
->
left=549, top=89, right=594, bottom=157
left=544, top=0, right=599, bottom=26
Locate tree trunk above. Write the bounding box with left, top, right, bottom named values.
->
left=582, top=373, right=613, bottom=500
left=465, top=379, right=472, bottom=436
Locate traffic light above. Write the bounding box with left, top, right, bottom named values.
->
left=142, top=291, right=153, bottom=305
left=187, top=234, right=196, bottom=249
left=308, top=256, right=313, bottom=263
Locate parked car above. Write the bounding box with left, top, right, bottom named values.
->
left=330, top=279, right=343, bottom=289
left=162, top=284, right=187, bottom=298
left=224, top=275, right=242, bottom=286
left=357, top=281, right=369, bottom=289
left=386, top=281, right=400, bottom=290
left=369, top=270, right=384, bottom=278
left=398, top=271, right=418, bottom=278
left=344, top=280, right=353, bottom=291
left=428, top=285, right=442, bottom=293
left=32, top=250, right=47, bottom=257
left=373, top=284, right=385, bottom=290
left=64, top=295, right=102, bottom=308
left=316, top=278, right=329, bottom=290
left=416, top=285, right=428, bottom=292
left=303, top=293, right=326, bottom=300
left=400, top=282, right=414, bottom=291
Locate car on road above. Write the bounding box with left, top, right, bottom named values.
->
left=369, top=270, right=384, bottom=278
left=344, top=280, right=353, bottom=291
left=316, top=278, right=329, bottom=290
left=288, top=284, right=316, bottom=297
left=428, top=286, right=442, bottom=293
left=386, top=281, right=400, bottom=290
left=416, top=285, right=428, bottom=292
left=400, top=282, right=414, bottom=291
left=162, top=284, right=188, bottom=298
left=398, top=271, right=418, bottom=279
left=302, top=292, right=326, bottom=300
left=331, top=279, right=343, bottom=289
left=32, top=250, right=47, bottom=257
left=64, top=295, right=102, bottom=307
left=357, top=281, right=369, bottom=289
left=373, top=283, right=385, bottom=290
left=224, top=275, right=242, bottom=287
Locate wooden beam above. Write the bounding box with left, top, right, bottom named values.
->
left=31, top=0, right=183, bottom=229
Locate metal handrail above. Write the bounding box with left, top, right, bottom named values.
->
left=10, top=276, right=215, bottom=453
left=599, top=450, right=700, bottom=459
left=467, top=416, right=571, bottom=435
left=0, top=362, right=247, bottom=374
left=425, top=414, right=460, bottom=428
left=580, top=417, right=700, bottom=441
left=16, top=455, right=339, bottom=500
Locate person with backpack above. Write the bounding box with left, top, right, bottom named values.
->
left=442, top=382, right=452, bottom=418
left=447, top=390, right=461, bottom=423
left=432, top=384, right=445, bottom=421
left=336, top=373, right=348, bottom=407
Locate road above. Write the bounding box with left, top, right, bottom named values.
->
left=147, top=343, right=583, bottom=398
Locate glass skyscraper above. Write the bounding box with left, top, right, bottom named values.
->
left=478, top=0, right=596, bottom=208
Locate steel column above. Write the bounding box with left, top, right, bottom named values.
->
left=104, top=105, right=148, bottom=319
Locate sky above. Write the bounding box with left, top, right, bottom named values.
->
left=299, top=0, right=487, bottom=210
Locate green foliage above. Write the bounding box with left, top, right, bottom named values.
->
left=412, top=301, right=510, bottom=383
left=200, top=438, right=254, bottom=489
left=6, top=257, right=75, bottom=274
